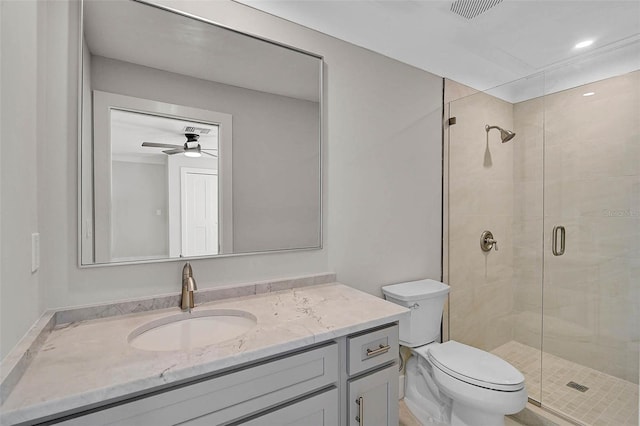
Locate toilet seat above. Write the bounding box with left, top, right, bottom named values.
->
left=415, top=341, right=524, bottom=392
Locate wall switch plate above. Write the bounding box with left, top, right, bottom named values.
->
left=31, top=233, right=40, bottom=273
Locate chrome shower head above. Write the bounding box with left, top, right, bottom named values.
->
left=485, top=124, right=516, bottom=143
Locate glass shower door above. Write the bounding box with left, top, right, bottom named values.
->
left=541, top=70, right=639, bottom=425
left=445, top=76, right=546, bottom=404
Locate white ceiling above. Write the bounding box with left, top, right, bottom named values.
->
left=235, top=0, right=640, bottom=100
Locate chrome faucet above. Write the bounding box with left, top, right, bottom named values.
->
left=181, top=262, right=197, bottom=312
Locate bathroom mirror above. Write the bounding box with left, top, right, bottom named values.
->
left=80, top=0, right=322, bottom=265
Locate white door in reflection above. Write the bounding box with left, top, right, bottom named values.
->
left=181, top=168, right=219, bottom=256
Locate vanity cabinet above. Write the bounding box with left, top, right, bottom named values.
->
left=345, top=324, right=399, bottom=426
left=51, top=324, right=398, bottom=426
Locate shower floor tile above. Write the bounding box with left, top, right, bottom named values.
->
left=492, top=340, right=639, bottom=426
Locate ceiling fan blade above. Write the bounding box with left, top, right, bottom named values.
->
left=142, top=142, right=182, bottom=149
left=202, top=151, right=218, bottom=158
left=162, top=148, right=185, bottom=155
left=201, top=148, right=218, bottom=151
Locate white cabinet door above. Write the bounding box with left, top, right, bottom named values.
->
left=347, top=365, right=398, bottom=426
left=230, top=388, right=338, bottom=426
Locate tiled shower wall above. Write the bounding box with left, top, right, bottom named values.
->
left=447, top=87, right=515, bottom=351
left=447, top=70, right=639, bottom=385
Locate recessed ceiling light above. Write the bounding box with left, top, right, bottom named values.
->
left=575, top=40, right=594, bottom=49
left=583, top=92, right=595, bottom=97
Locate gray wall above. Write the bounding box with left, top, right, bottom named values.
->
left=111, top=161, right=168, bottom=260
left=1, top=0, right=443, bottom=360
left=0, top=0, right=44, bottom=359
left=324, top=38, right=443, bottom=295
left=90, top=55, right=321, bottom=254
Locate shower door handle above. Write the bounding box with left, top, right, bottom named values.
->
left=552, top=225, right=565, bottom=256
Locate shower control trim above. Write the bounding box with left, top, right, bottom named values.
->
left=480, top=230, right=498, bottom=252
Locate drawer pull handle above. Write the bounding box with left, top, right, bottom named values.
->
left=366, top=344, right=390, bottom=357
left=355, top=396, right=364, bottom=423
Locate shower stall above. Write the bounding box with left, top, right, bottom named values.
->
left=444, top=44, right=639, bottom=425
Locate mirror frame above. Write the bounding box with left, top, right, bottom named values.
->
left=77, top=0, right=324, bottom=267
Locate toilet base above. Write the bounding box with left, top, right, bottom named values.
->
left=404, top=348, right=452, bottom=424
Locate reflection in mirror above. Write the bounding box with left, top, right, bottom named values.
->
left=89, top=90, right=234, bottom=264
left=80, top=0, right=322, bottom=265
left=111, top=110, right=221, bottom=261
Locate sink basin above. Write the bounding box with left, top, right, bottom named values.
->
left=128, top=309, right=257, bottom=352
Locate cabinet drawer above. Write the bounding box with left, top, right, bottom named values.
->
left=57, top=343, right=338, bottom=426
left=347, top=324, right=398, bottom=376
left=230, top=387, right=338, bottom=426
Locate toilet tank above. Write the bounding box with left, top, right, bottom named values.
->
left=382, top=279, right=450, bottom=347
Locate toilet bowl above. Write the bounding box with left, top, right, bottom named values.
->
left=382, top=280, right=527, bottom=426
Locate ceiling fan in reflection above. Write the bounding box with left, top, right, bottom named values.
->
left=142, top=133, right=217, bottom=158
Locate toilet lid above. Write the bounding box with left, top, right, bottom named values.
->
left=426, top=341, right=525, bottom=392
left=382, top=279, right=449, bottom=302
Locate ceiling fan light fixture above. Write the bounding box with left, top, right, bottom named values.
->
left=142, top=133, right=210, bottom=158
left=574, top=39, right=593, bottom=49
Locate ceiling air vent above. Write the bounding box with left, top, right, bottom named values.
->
left=450, top=0, right=503, bottom=19
left=183, top=126, right=211, bottom=135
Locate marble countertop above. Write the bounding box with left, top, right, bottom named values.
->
left=0, top=282, right=407, bottom=425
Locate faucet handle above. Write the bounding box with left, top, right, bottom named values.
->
left=182, top=262, right=193, bottom=280
left=186, top=276, right=197, bottom=291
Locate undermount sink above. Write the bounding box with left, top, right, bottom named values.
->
left=128, top=309, right=257, bottom=352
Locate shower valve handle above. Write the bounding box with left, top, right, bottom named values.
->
left=480, top=231, right=498, bottom=251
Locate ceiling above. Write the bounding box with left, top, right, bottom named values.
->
left=235, top=0, right=640, bottom=101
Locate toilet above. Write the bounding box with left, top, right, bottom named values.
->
left=382, top=279, right=527, bottom=426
